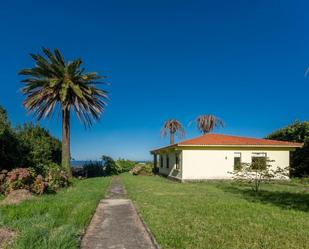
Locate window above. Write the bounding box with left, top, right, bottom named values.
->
left=251, top=153, right=267, bottom=170
left=234, top=152, right=241, bottom=170
left=175, top=153, right=180, bottom=170
left=160, top=155, right=163, bottom=168
left=166, top=155, right=169, bottom=168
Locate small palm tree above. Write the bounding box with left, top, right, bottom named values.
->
left=19, top=48, right=108, bottom=176
left=161, top=119, right=185, bottom=144
left=195, top=114, right=224, bottom=134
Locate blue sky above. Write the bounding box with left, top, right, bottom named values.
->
left=0, top=0, right=308, bottom=160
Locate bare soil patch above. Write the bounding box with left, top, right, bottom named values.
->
left=0, top=228, right=17, bottom=249
left=0, top=189, right=33, bottom=205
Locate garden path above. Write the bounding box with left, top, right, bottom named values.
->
left=81, top=176, right=158, bottom=249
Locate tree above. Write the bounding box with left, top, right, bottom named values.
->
left=16, top=123, right=62, bottom=174
left=161, top=119, right=185, bottom=144
left=195, top=114, right=224, bottom=134
left=229, top=157, right=288, bottom=192
left=19, top=48, right=108, bottom=176
left=0, top=106, right=20, bottom=170
left=266, top=121, right=309, bottom=177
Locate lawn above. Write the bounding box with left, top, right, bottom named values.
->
left=0, top=177, right=111, bottom=249
left=121, top=174, right=309, bottom=249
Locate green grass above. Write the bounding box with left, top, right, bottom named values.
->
left=0, top=177, right=111, bottom=249
left=121, top=174, right=309, bottom=249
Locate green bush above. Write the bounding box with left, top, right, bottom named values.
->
left=43, top=162, right=70, bottom=191
left=83, top=161, right=104, bottom=178
left=132, top=163, right=154, bottom=176
left=0, top=105, right=62, bottom=173
left=16, top=123, right=62, bottom=174
left=0, top=106, right=20, bottom=170
left=102, top=155, right=122, bottom=176
left=266, top=121, right=309, bottom=177
left=115, top=158, right=136, bottom=173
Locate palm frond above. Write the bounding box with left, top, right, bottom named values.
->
left=196, top=114, right=224, bottom=134
left=160, top=119, right=185, bottom=138
left=19, top=48, right=108, bottom=127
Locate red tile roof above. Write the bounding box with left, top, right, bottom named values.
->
left=151, top=134, right=303, bottom=153
left=178, top=134, right=303, bottom=147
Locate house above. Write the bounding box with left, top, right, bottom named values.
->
left=150, top=134, right=303, bottom=182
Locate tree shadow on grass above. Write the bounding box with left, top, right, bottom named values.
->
left=219, top=185, right=309, bottom=212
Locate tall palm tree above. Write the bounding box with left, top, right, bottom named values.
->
left=161, top=119, right=185, bottom=144
left=19, top=48, right=108, bottom=176
left=195, top=114, right=224, bottom=134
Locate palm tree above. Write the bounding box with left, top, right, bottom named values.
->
left=161, top=119, right=185, bottom=144
left=19, top=48, right=108, bottom=176
left=195, top=114, right=224, bottom=134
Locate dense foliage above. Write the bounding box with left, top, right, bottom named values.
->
left=0, top=167, right=69, bottom=195
left=16, top=123, right=62, bottom=174
left=0, top=106, right=62, bottom=173
left=131, top=163, right=154, bottom=176
left=115, top=158, right=136, bottom=173
left=0, top=106, right=20, bottom=170
left=266, top=121, right=309, bottom=177
left=83, top=161, right=104, bottom=178
left=102, top=155, right=122, bottom=176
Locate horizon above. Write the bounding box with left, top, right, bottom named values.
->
left=0, top=0, right=308, bottom=161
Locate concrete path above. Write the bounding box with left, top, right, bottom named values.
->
left=81, top=177, right=158, bottom=249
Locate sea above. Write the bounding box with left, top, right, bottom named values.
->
left=70, top=160, right=150, bottom=168
left=70, top=160, right=102, bottom=168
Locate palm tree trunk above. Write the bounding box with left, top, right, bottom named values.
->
left=170, top=132, right=175, bottom=144
left=62, top=108, right=72, bottom=177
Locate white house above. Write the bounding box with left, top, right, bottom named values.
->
left=150, top=134, right=303, bottom=182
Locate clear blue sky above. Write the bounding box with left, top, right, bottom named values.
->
left=0, top=0, right=308, bottom=161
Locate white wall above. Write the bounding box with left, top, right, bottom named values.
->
left=182, top=147, right=290, bottom=180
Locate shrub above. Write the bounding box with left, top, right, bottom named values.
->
left=0, top=170, right=8, bottom=193
left=132, top=163, right=154, bottom=176
left=0, top=106, right=20, bottom=171
left=229, top=158, right=289, bottom=192
left=102, top=155, right=122, bottom=176
left=83, top=161, right=104, bottom=178
left=4, top=168, right=35, bottom=194
left=72, top=166, right=86, bottom=178
left=0, top=105, right=62, bottom=173
left=115, top=159, right=136, bottom=173
left=32, top=175, right=48, bottom=195
left=0, top=165, right=69, bottom=195
left=266, top=121, right=309, bottom=177
left=16, top=123, right=62, bottom=174
left=45, top=164, right=70, bottom=192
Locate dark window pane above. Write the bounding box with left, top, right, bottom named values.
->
left=234, top=157, right=241, bottom=170
left=175, top=154, right=180, bottom=170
